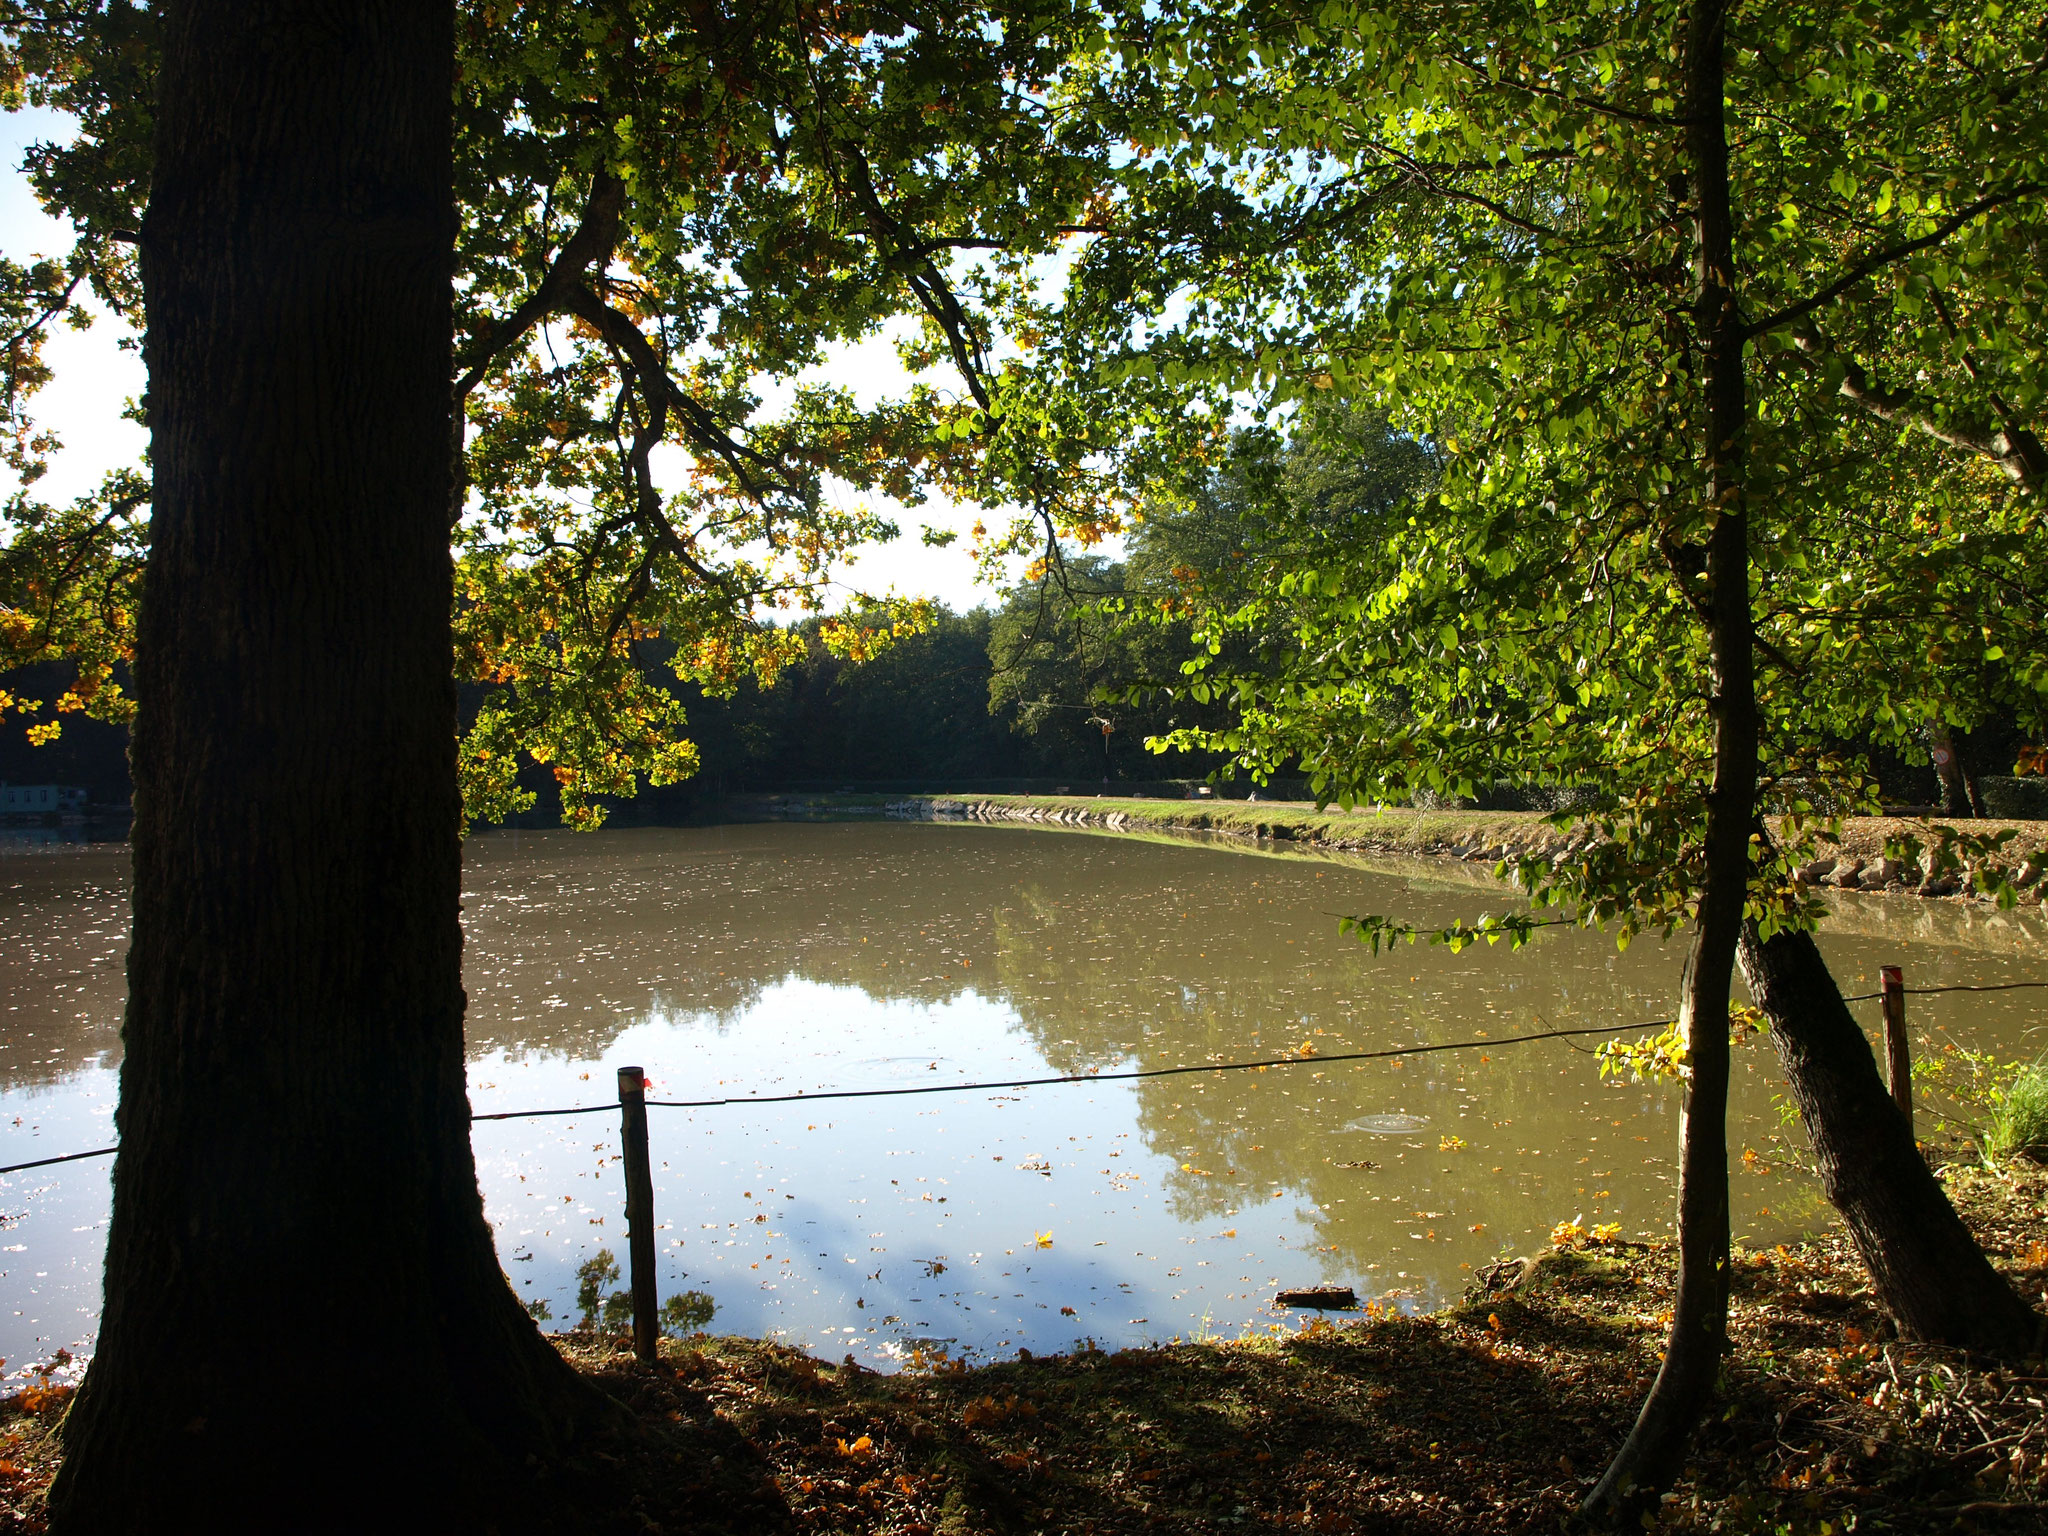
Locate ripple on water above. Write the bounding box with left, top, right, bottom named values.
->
left=1334, top=1113, right=1432, bottom=1135
left=5, top=819, right=2045, bottom=1377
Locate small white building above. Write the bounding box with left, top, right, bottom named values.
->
left=0, top=783, right=89, bottom=823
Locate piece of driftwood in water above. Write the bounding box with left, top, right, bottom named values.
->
left=1274, top=1285, right=1358, bottom=1310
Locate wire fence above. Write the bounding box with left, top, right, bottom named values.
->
left=0, top=1018, right=1657, bottom=1174
left=478, top=1019, right=1665, bottom=1121
left=4, top=977, right=2042, bottom=1179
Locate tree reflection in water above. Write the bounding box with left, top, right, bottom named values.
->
left=4, top=820, right=2042, bottom=1366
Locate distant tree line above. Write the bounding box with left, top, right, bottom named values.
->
left=6, top=405, right=2036, bottom=823
left=633, top=602, right=1221, bottom=805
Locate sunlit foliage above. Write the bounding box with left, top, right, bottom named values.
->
left=0, top=0, right=1169, bottom=824
left=1039, top=0, right=2048, bottom=940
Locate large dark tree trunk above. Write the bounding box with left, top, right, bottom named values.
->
left=1585, top=0, right=1749, bottom=1520
left=51, top=5, right=612, bottom=1530
left=1738, top=922, right=2042, bottom=1354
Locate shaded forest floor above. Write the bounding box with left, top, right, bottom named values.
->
left=7, top=1168, right=2040, bottom=1533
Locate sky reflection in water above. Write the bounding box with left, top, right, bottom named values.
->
left=3, top=819, right=2045, bottom=1378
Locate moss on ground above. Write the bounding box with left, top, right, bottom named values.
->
left=11, top=1166, right=2036, bottom=1533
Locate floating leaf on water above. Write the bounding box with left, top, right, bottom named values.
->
left=1335, top=1113, right=1430, bottom=1135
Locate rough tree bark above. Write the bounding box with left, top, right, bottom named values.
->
left=1584, top=0, right=1751, bottom=1519
left=1738, top=923, right=2042, bottom=1354
left=50, top=5, right=612, bottom=1530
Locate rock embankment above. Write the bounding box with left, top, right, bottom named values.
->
left=889, top=794, right=2048, bottom=907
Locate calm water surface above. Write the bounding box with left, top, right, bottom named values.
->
left=3, top=819, right=2045, bottom=1383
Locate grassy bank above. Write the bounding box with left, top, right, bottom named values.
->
left=905, top=795, right=2048, bottom=902
left=923, top=795, right=1553, bottom=857
left=6, top=1168, right=2041, bottom=1533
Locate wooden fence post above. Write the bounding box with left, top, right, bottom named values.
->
left=1880, top=965, right=1914, bottom=1139
left=618, top=1065, right=658, bottom=1363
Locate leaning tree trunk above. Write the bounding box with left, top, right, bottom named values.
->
left=50, top=5, right=611, bottom=1531
left=1738, top=922, right=2042, bottom=1354
left=1584, top=0, right=1750, bottom=1521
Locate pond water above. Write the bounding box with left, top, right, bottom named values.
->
left=3, top=818, right=2045, bottom=1383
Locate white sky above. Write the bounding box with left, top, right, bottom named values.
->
left=0, top=107, right=1029, bottom=614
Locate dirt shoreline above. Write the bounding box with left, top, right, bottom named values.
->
left=4, top=1167, right=2040, bottom=1532
left=889, top=794, right=2048, bottom=907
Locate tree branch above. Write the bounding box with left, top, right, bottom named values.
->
left=1, top=270, right=83, bottom=359
left=562, top=283, right=791, bottom=503
left=841, top=152, right=998, bottom=415
left=1791, top=329, right=2047, bottom=491
left=1744, top=185, right=2040, bottom=341
left=451, top=171, right=626, bottom=400
left=446, top=170, right=626, bottom=522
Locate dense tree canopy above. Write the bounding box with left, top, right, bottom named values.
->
left=1015, top=0, right=2048, bottom=1510
left=1047, top=0, right=2048, bottom=879
left=3, top=0, right=2045, bottom=1521
left=8, top=2, right=2044, bottom=835
left=0, top=0, right=1180, bottom=823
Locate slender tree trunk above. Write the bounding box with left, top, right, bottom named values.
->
left=51, top=6, right=612, bottom=1530
left=1961, top=729, right=1988, bottom=818
left=1738, top=923, right=2042, bottom=1353
left=1929, top=721, right=1975, bottom=816
left=1584, top=0, right=1751, bottom=1519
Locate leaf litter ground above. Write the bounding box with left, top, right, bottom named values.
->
left=0, top=1164, right=2041, bottom=1533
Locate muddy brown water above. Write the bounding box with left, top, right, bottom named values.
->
left=3, top=819, right=2043, bottom=1383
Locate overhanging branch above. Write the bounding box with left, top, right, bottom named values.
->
left=563, top=283, right=790, bottom=504
left=1792, top=329, right=2047, bottom=491
left=1745, top=186, right=2039, bottom=342
left=446, top=170, right=626, bottom=522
